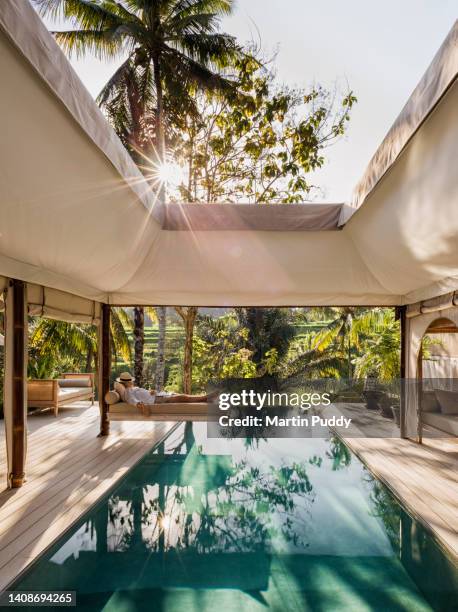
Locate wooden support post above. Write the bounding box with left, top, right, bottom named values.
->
left=98, top=304, right=111, bottom=437
left=4, top=279, right=27, bottom=488
left=396, top=305, right=407, bottom=438
left=398, top=306, right=407, bottom=380
left=416, top=343, right=423, bottom=444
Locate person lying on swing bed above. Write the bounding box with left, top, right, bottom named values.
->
left=116, top=372, right=208, bottom=416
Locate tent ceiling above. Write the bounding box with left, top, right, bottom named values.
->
left=0, top=2, right=457, bottom=307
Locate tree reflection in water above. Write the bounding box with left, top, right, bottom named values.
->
left=326, top=436, right=352, bottom=471
left=366, top=476, right=401, bottom=552
left=99, top=423, right=316, bottom=556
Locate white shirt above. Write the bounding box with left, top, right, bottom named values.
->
left=124, top=386, right=156, bottom=406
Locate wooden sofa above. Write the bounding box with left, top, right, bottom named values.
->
left=27, top=373, right=95, bottom=416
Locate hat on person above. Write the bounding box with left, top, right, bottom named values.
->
left=116, top=372, right=135, bottom=384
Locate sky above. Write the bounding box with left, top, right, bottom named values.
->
left=40, top=0, right=457, bottom=202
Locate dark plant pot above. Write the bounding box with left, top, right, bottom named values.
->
left=391, top=405, right=401, bottom=427
left=379, top=395, right=394, bottom=419
left=363, top=391, right=383, bottom=410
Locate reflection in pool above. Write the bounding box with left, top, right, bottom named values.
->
left=11, top=423, right=458, bottom=611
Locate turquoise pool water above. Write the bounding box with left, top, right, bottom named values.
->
left=9, top=424, right=458, bottom=611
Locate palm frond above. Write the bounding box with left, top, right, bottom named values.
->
left=30, top=318, right=96, bottom=362
left=53, top=28, right=126, bottom=59
left=145, top=307, right=159, bottom=324
left=111, top=307, right=132, bottom=362
left=283, top=347, right=344, bottom=380
left=166, top=12, right=217, bottom=35
left=171, top=32, right=241, bottom=69
left=312, top=319, right=345, bottom=351
left=97, top=56, right=137, bottom=105
left=162, top=45, right=237, bottom=93
left=169, top=0, right=234, bottom=21
left=34, top=0, right=124, bottom=31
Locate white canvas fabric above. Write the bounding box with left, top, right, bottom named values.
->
left=27, top=284, right=101, bottom=324
left=0, top=1, right=457, bottom=308
left=341, top=20, right=458, bottom=223
left=344, top=78, right=458, bottom=306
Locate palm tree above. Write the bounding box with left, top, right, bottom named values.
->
left=141, top=306, right=167, bottom=391
left=29, top=308, right=133, bottom=379
left=175, top=306, right=198, bottom=393
left=35, top=1, right=243, bottom=386
left=35, top=0, right=242, bottom=167
left=282, top=344, right=346, bottom=381
left=352, top=310, right=400, bottom=382
left=154, top=306, right=167, bottom=390
left=235, top=308, right=296, bottom=374
left=133, top=306, right=145, bottom=386
left=310, top=307, right=389, bottom=379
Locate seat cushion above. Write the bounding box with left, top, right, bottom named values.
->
left=108, top=401, right=208, bottom=418
left=434, top=389, right=458, bottom=415
left=422, top=412, right=458, bottom=436
left=109, top=402, right=139, bottom=414
left=58, top=387, right=91, bottom=401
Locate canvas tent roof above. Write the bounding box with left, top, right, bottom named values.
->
left=0, top=1, right=457, bottom=307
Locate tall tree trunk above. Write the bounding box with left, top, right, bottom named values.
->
left=175, top=307, right=198, bottom=394
left=152, top=54, right=165, bottom=165
left=151, top=56, right=167, bottom=392
left=155, top=306, right=167, bottom=391
left=133, top=307, right=145, bottom=387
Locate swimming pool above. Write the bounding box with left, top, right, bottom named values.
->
left=9, top=423, right=458, bottom=611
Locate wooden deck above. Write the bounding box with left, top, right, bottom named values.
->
left=328, top=403, right=458, bottom=559
left=0, top=402, right=177, bottom=591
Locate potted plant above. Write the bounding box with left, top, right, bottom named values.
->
left=362, top=374, right=383, bottom=410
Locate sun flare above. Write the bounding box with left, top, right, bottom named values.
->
left=156, top=162, right=186, bottom=187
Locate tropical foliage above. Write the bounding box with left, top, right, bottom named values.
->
left=34, top=0, right=242, bottom=165
left=28, top=308, right=132, bottom=380
left=171, top=53, right=356, bottom=202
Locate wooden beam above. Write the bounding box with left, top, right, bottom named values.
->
left=426, top=326, right=458, bottom=334
left=98, top=304, right=111, bottom=437
left=4, top=279, right=27, bottom=488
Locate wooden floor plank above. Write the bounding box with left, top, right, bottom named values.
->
left=0, top=402, right=177, bottom=590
